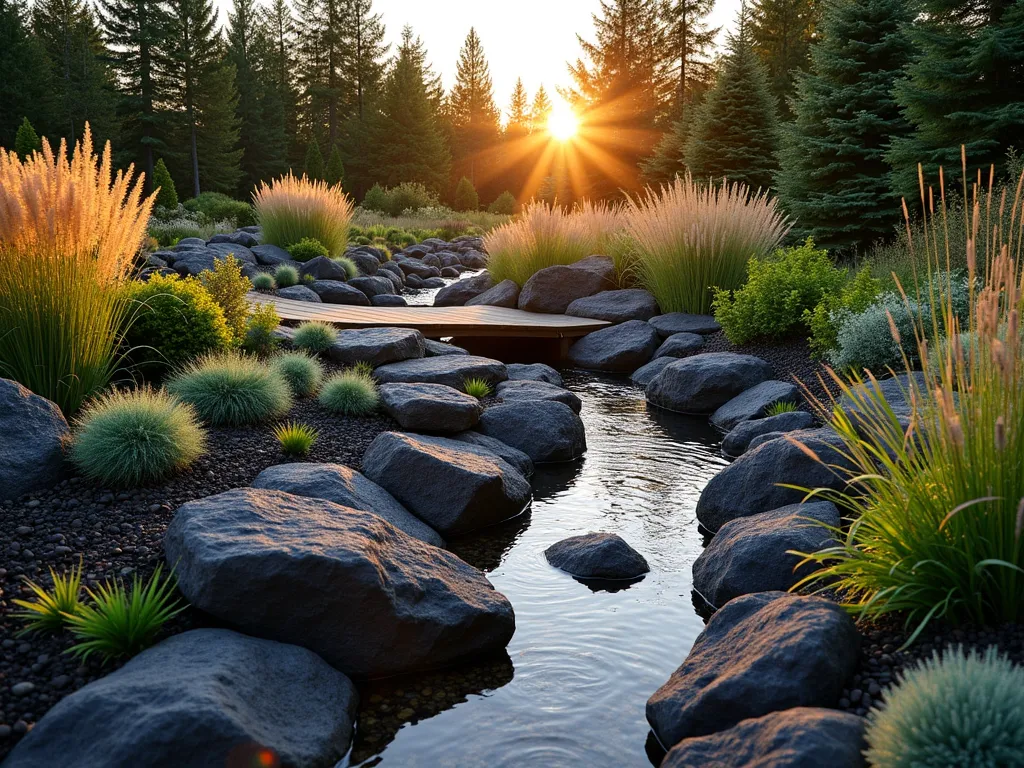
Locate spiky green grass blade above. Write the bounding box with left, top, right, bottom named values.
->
left=273, top=421, right=319, bottom=455
left=13, top=560, right=85, bottom=634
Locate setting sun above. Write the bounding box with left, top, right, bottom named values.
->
left=547, top=102, right=579, bottom=141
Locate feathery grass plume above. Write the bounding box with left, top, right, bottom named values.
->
left=71, top=387, right=207, bottom=487
left=13, top=560, right=85, bottom=634
left=865, top=647, right=1024, bottom=767
left=319, top=370, right=378, bottom=416
left=254, top=173, right=354, bottom=257
left=0, top=125, right=155, bottom=415
left=273, top=421, right=319, bottom=455
left=166, top=352, right=293, bottom=426
left=292, top=320, right=336, bottom=354
left=793, top=154, right=1024, bottom=637
left=484, top=200, right=623, bottom=285
left=621, top=174, right=790, bottom=314
left=271, top=351, right=324, bottom=396
left=463, top=377, right=492, bottom=398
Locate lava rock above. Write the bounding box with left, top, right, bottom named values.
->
left=646, top=353, right=773, bottom=414
left=568, top=320, right=661, bottom=372
left=434, top=271, right=495, bottom=307
left=251, top=462, right=444, bottom=547
left=692, top=502, right=840, bottom=608
left=721, top=411, right=816, bottom=457
left=695, top=428, right=854, bottom=532
left=661, top=708, right=866, bottom=768
left=309, top=280, right=372, bottom=306
left=646, top=592, right=860, bottom=748
left=506, top=362, right=563, bottom=387
left=566, top=289, right=660, bottom=322
left=517, top=256, right=616, bottom=314
left=478, top=401, right=586, bottom=463
left=423, top=339, right=469, bottom=356
left=631, top=357, right=675, bottom=388
left=1, top=629, right=358, bottom=768
left=496, top=379, right=582, bottom=414
left=0, top=378, right=69, bottom=501
left=371, top=294, right=408, bottom=307
left=378, top=383, right=483, bottom=433
left=164, top=488, right=516, bottom=677
left=653, top=333, right=705, bottom=359
left=649, top=313, right=722, bottom=338
left=545, top=532, right=649, bottom=580
left=348, top=275, right=397, bottom=299
left=327, top=328, right=425, bottom=367
left=449, top=431, right=535, bottom=479
left=276, top=285, right=322, bottom=303
left=709, top=381, right=800, bottom=432
left=373, top=355, right=508, bottom=389
left=362, top=432, right=531, bottom=536
left=465, top=279, right=521, bottom=308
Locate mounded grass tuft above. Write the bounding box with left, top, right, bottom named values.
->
left=319, top=371, right=379, bottom=416
left=255, top=173, right=354, bottom=257
left=463, top=377, right=492, bottom=399
left=292, top=320, right=336, bottom=354
left=251, top=272, right=276, bottom=291
left=332, top=255, right=358, bottom=279
left=70, top=387, right=207, bottom=486
left=166, top=352, right=293, bottom=426
left=274, top=264, right=299, bottom=288
left=271, top=351, right=324, bottom=397
left=273, top=421, right=319, bottom=456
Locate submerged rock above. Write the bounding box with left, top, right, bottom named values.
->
left=545, top=532, right=649, bottom=580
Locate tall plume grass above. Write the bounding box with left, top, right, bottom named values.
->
left=254, top=173, right=354, bottom=258
left=484, top=200, right=623, bottom=285
left=795, top=153, right=1024, bottom=639
left=622, top=174, right=790, bottom=314
left=0, top=126, right=154, bottom=415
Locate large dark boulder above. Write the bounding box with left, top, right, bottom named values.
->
left=171, top=249, right=218, bottom=276
left=710, top=381, right=800, bottom=432
left=433, top=271, right=495, bottom=307
left=449, top=431, right=534, bottom=479
left=371, top=294, right=408, bottom=307
left=348, top=275, right=397, bottom=299
left=251, top=462, right=443, bottom=547
left=646, top=592, right=860, bottom=748
left=662, top=708, right=866, bottom=768
left=348, top=251, right=379, bottom=276
left=646, top=353, right=773, bottom=414
left=721, top=411, right=816, bottom=457
left=465, top=279, right=520, bottom=308
left=362, top=432, right=531, bottom=536
left=276, top=285, right=322, bottom=303
left=405, top=274, right=425, bottom=289
left=373, top=355, right=508, bottom=389
left=460, top=250, right=488, bottom=269
left=653, top=333, right=705, bottom=359
left=496, top=379, right=582, bottom=413
left=299, top=255, right=348, bottom=282
left=478, top=401, right=586, bottom=463
left=379, top=383, right=482, bottom=433
left=395, top=258, right=439, bottom=279
left=378, top=269, right=406, bottom=293
left=165, top=488, right=515, bottom=677
left=0, top=378, right=68, bottom=501
left=544, top=532, right=649, bottom=580
left=327, top=327, right=425, bottom=367
left=568, top=320, right=660, bottom=372
left=506, top=362, right=563, bottom=387
left=566, top=288, right=660, bottom=322
left=209, top=230, right=259, bottom=248
left=692, top=502, right=840, bottom=609
left=251, top=243, right=293, bottom=266
left=630, top=357, right=675, bottom=388
left=205, top=241, right=256, bottom=264
left=422, top=276, right=446, bottom=289
left=1, top=629, right=359, bottom=768
left=377, top=261, right=405, bottom=282
left=696, top=428, right=854, bottom=532
left=424, top=339, right=469, bottom=357
left=517, top=256, right=616, bottom=314
left=649, top=313, right=722, bottom=338
left=309, top=280, right=372, bottom=306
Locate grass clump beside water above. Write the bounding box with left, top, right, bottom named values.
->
left=865, top=647, right=1024, bottom=768
left=271, top=351, right=323, bottom=396
left=319, top=370, right=378, bottom=416
left=274, top=421, right=319, bottom=456
left=13, top=561, right=85, bottom=635
left=71, top=387, right=206, bottom=487
left=463, top=377, right=492, bottom=398
left=166, top=352, right=293, bottom=426
left=292, top=320, right=336, bottom=353
left=255, top=173, right=354, bottom=257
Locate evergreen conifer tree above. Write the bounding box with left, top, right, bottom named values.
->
left=263, top=0, right=300, bottom=165
left=530, top=86, right=553, bottom=133
left=661, top=0, right=718, bottom=120
left=1, top=0, right=54, bottom=148
left=749, top=0, right=819, bottom=116
left=776, top=0, right=914, bottom=252
left=190, top=62, right=244, bottom=194
left=506, top=79, right=529, bottom=137
left=153, top=157, right=179, bottom=208
left=325, top=143, right=345, bottom=185
left=448, top=27, right=501, bottom=199
left=888, top=0, right=1024, bottom=200
left=453, top=176, right=479, bottom=211
left=304, top=139, right=325, bottom=179
left=14, top=116, right=42, bottom=158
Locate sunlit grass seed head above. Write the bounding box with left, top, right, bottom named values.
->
left=273, top=421, right=319, bottom=456
left=255, top=173, right=354, bottom=258
left=13, top=560, right=85, bottom=635
left=271, top=351, right=324, bottom=397
left=166, top=352, right=293, bottom=426
left=319, top=371, right=379, bottom=416
left=292, top=320, right=337, bottom=354
left=463, top=377, right=492, bottom=399
left=274, top=264, right=299, bottom=288
left=71, top=386, right=207, bottom=487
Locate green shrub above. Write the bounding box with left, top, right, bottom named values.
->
left=251, top=272, right=275, bottom=291
left=325, top=145, right=345, bottom=186
left=123, top=273, right=232, bottom=371
left=64, top=565, right=185, bottom=662
left=242, top=303, right=281, bottom=356
left=274, top=421, right=319, bottom=456
left=384, top=182, right=440, bottom=217
left=319, top=371, right=378, bottom=415
left=183, top=191, right=256, bottom=228
left=712, top=239, right=845, bottom=344
left=153, top=159, right=178, bottom=210
left=287, top=237, right=329, bottom=262
left=71, top=387, right=207, bottom=487
left=13, top=561, right=84, bottom=634
left=271, top=351, right=323, bottom=396
left=865, top=647, right=1024, bottom=768
left=167, top=352, right=293, bottom=426
left=488, top=191, right=517, bottom=215
left=199, top=256, right=252, bottom=345
left=292, top=320, right=336, bottom=353
left=349, top=360, right=374, bottom=378
left=331, top=256, right=358, bottom=279
left=453, top=176, right=479, bottom=212
left=362, top=184, right=388, bottom=213
left=255, top=173, right=353, bottom=257
left=14, top=116, right=41, bottom=159
left=463, top=377, right=492, bottom=398
left=274, top=264, right=299, bottom=288
left=354, top=235, right=371, bottom=245
left=303, top=140, right=325, bottom=180
left=805, top=266, right=882, bottom=359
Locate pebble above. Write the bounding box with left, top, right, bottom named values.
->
left=11, top=683, right=34, bottom=697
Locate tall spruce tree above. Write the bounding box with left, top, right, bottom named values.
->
left=263, top=0, right=300, bottom=165
left=448, top=27, right=501, bottom=199
left=506, top=78, right=530, bottom=137
left=749, top=0, right=819, bottom=117
left=685, top=21, right=781, bottom=191
left=661, top=0, right=718, bottom=119
left=777, top=0, right=915, bottom=252
left=304, top=138, right=325, bottom=179
left=325, top=143, right=344, bottom=185
left=500, top=78, right=534, bottom=201
left=530, top=86, right=553, bottom=133
left=0, top=0, right=54, bottom=148
left=888, top=0, right=1024, bottom=200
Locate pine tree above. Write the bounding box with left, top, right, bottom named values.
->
left=749, top=0, right=819, bottom=116
left=190, top=62, right=244, bottom=194
left=448, top=27, right=501, bottom=199
left=530, top=86, right=553, bottom=133
left=777, top=0, right=915, bottom=253
left=304, top=139, right=325, bottom=179
left=325, top=143, right=345, bottom=185
left=661, top=0, right=718, bottom=120
left=639, top=109, right=697, bottom=184
left=453, top=176, right=479, bottom=211
left=153, top=157, right=179, bottom=208
left=685, top=23, right=780, bottom=191
left=14, top=116, right=42, bottom=158
left=263, top=0, right=300, bottom=165
left=0, top=0, right=53, bottom=150
left=506, top=78, right=530, bottom=137
left=888, top=1, right=1024, bottom=200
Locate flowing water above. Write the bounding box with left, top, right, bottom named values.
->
left=342, top=372, right=728, bottom=768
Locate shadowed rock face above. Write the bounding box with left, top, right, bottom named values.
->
left=496, top=379, right=583, bottom=413
left=649, top=313, right=722, bottom=338
left=517, top=257, right=616, bottom=314
left=568, top=320, right=661, bottom=372
left=477, top=401, right=587, bottom=463
left=373, top=355, right=508, bottom=389
left=709, top=380, right=800, bottom=432
left=0, top=378, right=69, bottom=501
left=466, top=279, right=520, bottom=308
left=545, top=532, right=649, bottom=580
left=646, top=353, right=774, bottom=414
left=327, top=327, right=425, bottom=367
left=434, top=271, right=495, bottom=307
left=164, top=488, right=516, bottom=679
left=1, top=629, right=359, bottom=768
left=721, top=411, right=816, bottom=457
left=566, top=289, right=661, bottom=322
left=506, top=362, right=563, bottom=387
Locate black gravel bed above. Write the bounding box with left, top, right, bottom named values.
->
left=0, top=379, right=398, bottom=757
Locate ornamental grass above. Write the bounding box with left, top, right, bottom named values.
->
left=0, top=125, right=154, bottom=415
left=254, top=173, right=354, bottom=258
left=794, top=156, right=1024, bottom=640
